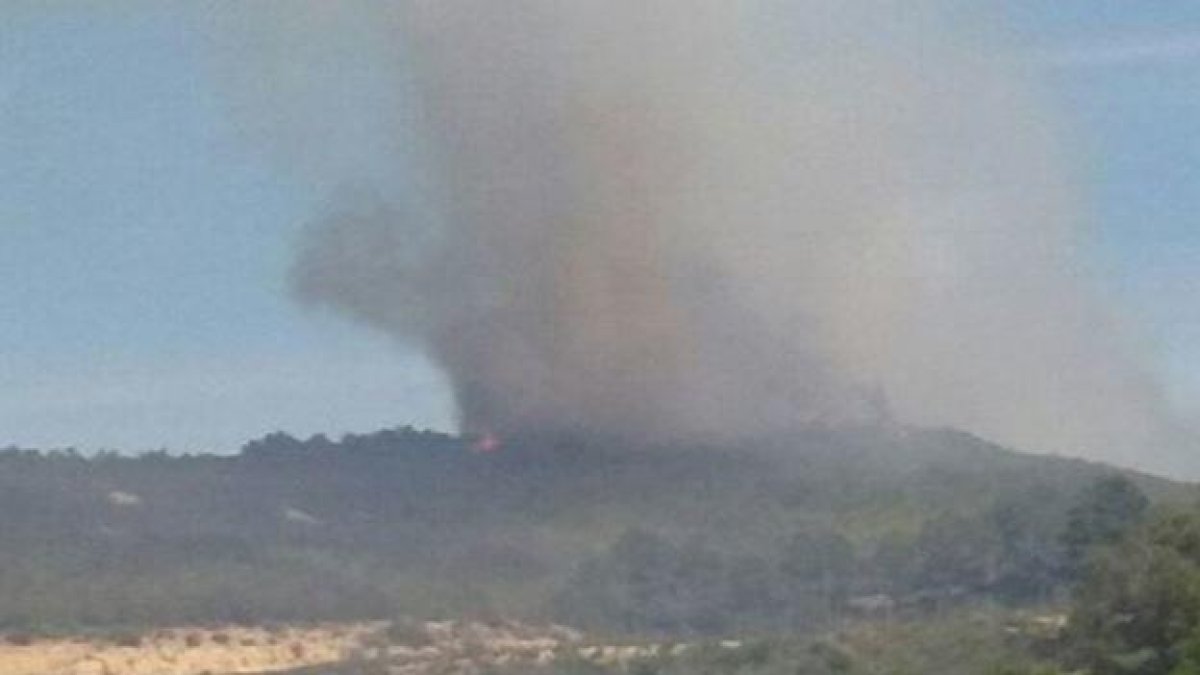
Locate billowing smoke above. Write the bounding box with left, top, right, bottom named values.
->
left=207, top=2, right=1190, bottom=473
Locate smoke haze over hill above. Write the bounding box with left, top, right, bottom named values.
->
left=208, top=2, right=1193, bottom=474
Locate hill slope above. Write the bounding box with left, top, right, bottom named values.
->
left=0, top=425, right=1187, bottom=634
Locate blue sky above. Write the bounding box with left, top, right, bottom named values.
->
left=1005, top=3, right=1200, bottom=414
left=0, top=4, right=452, bottom=452
left=0, top=2, right=1197, bottom=453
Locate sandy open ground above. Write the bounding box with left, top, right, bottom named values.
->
left=0, top=623, right=380, bottom=675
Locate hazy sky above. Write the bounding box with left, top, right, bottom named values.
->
left=1, top=2, right=1198, bottom=454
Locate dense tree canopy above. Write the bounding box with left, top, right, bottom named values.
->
left=0, top=426, right=1183, bottom=641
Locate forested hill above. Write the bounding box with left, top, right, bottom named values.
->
left=0, top=425, right=1188, bottom=634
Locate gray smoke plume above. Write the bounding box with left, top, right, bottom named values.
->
left=207, top=1, right=1191, bottom=473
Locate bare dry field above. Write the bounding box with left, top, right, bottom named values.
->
left=0, top=620, right=651, bottom=675
left=0, top=623, right=381, bottom=675
left=0, top=615, right=705, bottom=675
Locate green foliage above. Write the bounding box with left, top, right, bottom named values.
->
left=0, top=426, right=1184, bottom=634
left=1062, top=475, right=1150, bottom=578
left=1065, top=504, right=1200, bottom=675
left=558, top=530, right=740, bottom=634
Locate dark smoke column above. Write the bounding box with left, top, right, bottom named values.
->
left=277, top=1, right=1187, bottom=473
left=292, top=1, right=870, bottom=441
